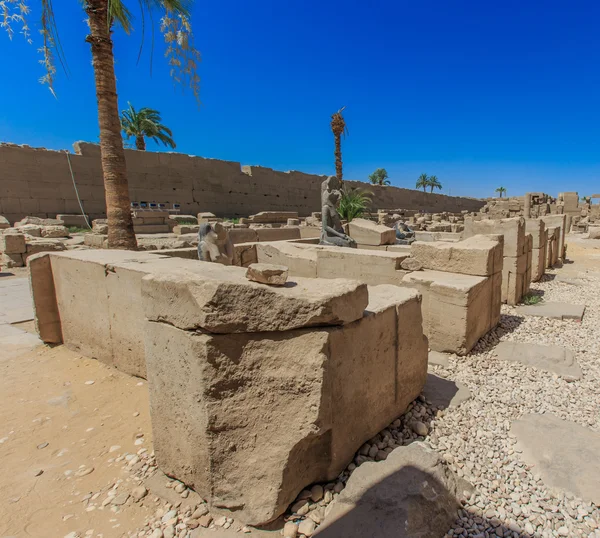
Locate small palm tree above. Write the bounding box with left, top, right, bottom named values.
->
left=121, top=104, right=176, bottom=151
left=338, top=186, right=372, bottom=222
left=416, top=174, right=429, bottom=192
left=368, top=168, right=390, bottom=186
left=428, top=175, right=442, bottom=193
left=330, top=107, right=348, bottom=184
left=495, top=186, right=507, bottom=198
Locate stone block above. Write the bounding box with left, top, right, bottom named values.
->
left=410, top=235, right=503, bottom=276
left=246, top=263, right=288, bottom=286
left=13, top=224, right=42, bottom=237
left=173, top=224, right=200, bottom=235
left=233, top=242, right=258, bottom=267
left=401, top=270, right=499, bottom=355
left=144, top=284, right=427, bottom=525
left=255, top=242, right=317, bottom=277
left=14, top=216, right=64, bottom=227
left=132, top=210, right=169, bottom=219
left=248, top=211, right=298, bottom=223
left=347, top=218, right=396, bottom=246
left=0, top=215, right=9, bottom=229
left=84, top=233, right=108, bottom=248
left=133, top=224, right=170, bottom=234
left=228, top=228, right=259, bottom=245
left=169, top=214, right=198, bottom=224
left=463, top=216, right=526, bottom=257
left=41, top=225, right=70, bottom=238
left=57, top=214, right=90, bottom=227
left=28, top=253, right=62, bottom=343
left=525, top=218, right=546, bottom=249
left=0, top=233, right=26, bottom=254
left=141, top=264, right=368, bottom=333
left=24, top=239, right=67, bottom=261
left=531, top=247, right=546, bottom=282
left=540, top=214, right=566, bottom=260
left=255, top=227, right=301, bottom=242
left=0, top=252, right=24, bottom=268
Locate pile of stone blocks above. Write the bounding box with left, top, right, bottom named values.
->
left=4, top=216, right=70, bottom=239
left=525, top=219, right=547, bottom=282
left=132, top=210, right=170, bottom=234
left=463, top=217, right=529, bottom=305
left=346, top=217, right=396, bottom=246
left=0, top=232, right=67, bottom=269
left=29, top=249, right=428, bottom=525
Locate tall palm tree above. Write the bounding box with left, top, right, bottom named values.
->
left=416, top=173, right=429, bottom=192
left=2, top=1, right=201, bottom=250
left=330, top=107, right=348, bottom=184
left=428, top=175, right=442, bottom=193
left=495, top=186, right=507, bottom=198
left=121, top=104, right=176, bottom=151
left=368, top=168, right=391, bottom=186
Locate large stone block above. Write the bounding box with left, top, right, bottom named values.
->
left=347, top=218, right=396, bottom=246
left=0, top=252, right=24, bottom=268
left=0, top=233, right=26, bottom=254
left=57, top=214, right=90, bottom=227
left=463, top=216, right=525, bottom=257
left=133, top=224, right=170, bottom=234
left=410, top=235, right=502, bottom=276
left=525, top=218, right=546, bottom=249
left=401, top=270, right=499, bottom=355
left=531, top=247, right=545, bottom=282
left=256, top=241, right=317, bottom=277
left=41, top=225, right=70, bottom=238
left=228, top=228, right=259, bottom=244
left=540, top=214, right=566, bottom=260
left=501, top=255, right=527, bottom=305
left=255, top=227, right=300, bottom=242
left=248, top=211, right=298, bottom=223
left=144, top=285, right=428, bottom=525
left=28, top=253, right=62, bottom=343
left=142, top=264, right=368, bottom=333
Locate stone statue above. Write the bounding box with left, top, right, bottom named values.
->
left=319, top=176, right=357, bottom=248
left=395, top=221, right=415, bottom=245
left=198, top=222, right=233, bottom=265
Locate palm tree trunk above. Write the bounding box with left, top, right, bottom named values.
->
left=135, top=136, right=146, bottom=151
left=85, top=0, right=137, bottom=250
left=334, top=133, right=343, bottom=183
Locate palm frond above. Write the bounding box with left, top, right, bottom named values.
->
left=338, top=186, right=372, bottom=222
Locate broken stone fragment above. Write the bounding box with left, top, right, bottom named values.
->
left=400, top=257, right=423, bottom=271
left=245, top=263, right=289, bottom=286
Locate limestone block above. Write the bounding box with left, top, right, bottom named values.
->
left=249, top=211, right=298, bottom=223
left=255, top=242, right=317, bottom=277
left=463, top=216, right=526, bottom=257
left=525, top=218, right=546, bottom=249
left=14, top=224, right=42, bottom=237
left=589, top=226, right=600, bottom=240
left=246, top=263, right=288, bottom=286
left=287, top=218, right=300, bottom=226
left=173, top=225, right=200, bottom=235
left=169, top=214, right=198, bottom=224
left=141, top=265, right=368, bottom=333
left=0, top=215, right=9, bottom=229
left=255, top=227, right=301, bottom=242
left=0, top=233, right=26, bottom=254
left=84, top=233, right=108, bottom=248
left=410, top=235, right=502, bottom=276
left=14, top=216, right=64, bottom=227
left=198, top=212, right=217, bottom=219
left=41, top=225, right=70, bottom=238
left=133, top=224, right=170, bottom=234
left=531, top=247, right=546, bottom=282
left=401, top=270, right=499, bottom=355
left=501, top=255, right=527, bottom=305
left=144, top=285, right=427, bottom=525
left=228, top=228, right=259, bottom=244
left=57, top=214, right=89, bottom=227
left=24, top=240, right=67, bottom=262
left=233, top=242, right=258, bottom=267
left=540, top=214, right=566, bottom=260
left=28, top=253, right=62, bottom=343
left=347, top=218, right=396, bottom=246
left=0, top=252, right=24, bottom=268
left=132, top=210, right=169, bottom=219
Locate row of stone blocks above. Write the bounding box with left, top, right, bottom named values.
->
left=29, top=250, right=428, bottom=525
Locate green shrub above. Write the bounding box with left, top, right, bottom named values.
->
left=522, top=293, right=543, bottom=305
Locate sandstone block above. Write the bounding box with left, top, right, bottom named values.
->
left=0, top=252, right=24, bottom=268
left=0, top=233, right=26, bottom=254
left=28, top=253, right=62, bottom=343
left=256, top=242, right=317, bottom=277
left=173, top=225, right=200, bottom=235
left=246, top=263, right=288, bottom=286
left=41, top=225, right=70, bottom=238
left=525, top=218, right=546, bottom=249
left=24, top=240, right=67, bottom=261
left=198, top=212, right=217, bottom=219
left=228, top=228, right=259, bottom=244
left=255, top=227, right=301, bottom=242
left=233, top=243, right=258, bottom=267
left=588, top=226, right=600, bottom=240
left=249, top=211, right=298, bottom=223
left=133, top=224, right=170, bottom=234
left=84, top=233, right=108, bottom=248
left=14, top=224, right=42, bottom=237
left=410, top=235, right=502, bottom=276
left=531, top=247, right=546, bottom=282
left=400, top=257, right=423, bottom=271
left=169, top=214, right=198, bottom=224
left=347, top=218, right=396, bottom=246
left=14, top=216, right=64, bottom=227
left=141, top=265, right=368, bottom=333
left=133, top=210, right=169, bottom=219
left=463, top=216, right=525, bottom=257
left=0, top=215, right=9, bottom=229
left=57, top=214, right=90, bottom=228
left=540, top=214, right=566, bottom=260
left=287, top=218, right=300, bottom=226
left=144, top=285, right=427, bottom=525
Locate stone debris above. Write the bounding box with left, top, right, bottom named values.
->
left=245, top=262, right=289, bottom=286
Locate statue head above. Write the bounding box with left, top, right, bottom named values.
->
left=199, top=221, right=228, bottom=243
left=321, top=175, right=342, bottom=207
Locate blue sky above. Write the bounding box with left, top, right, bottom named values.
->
left=1, top=0, right=599, bottom=198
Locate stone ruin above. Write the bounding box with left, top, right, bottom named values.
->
left=28, top=249, right=428, bottom=525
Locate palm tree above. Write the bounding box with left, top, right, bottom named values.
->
left=495, top=186, right=507, bottom=198
left=2, top=1, right=201, bottom=250
left=428, top=175, right=442, bottom=193
left=368, top=168, right=390, bottom=186
left=338, top=186, right=372, bottom=222
left=121, top=104, right=176, bottom=151
left=416, top=173, right=429, bottom=192
left=330, top=107, right=348, bottom=184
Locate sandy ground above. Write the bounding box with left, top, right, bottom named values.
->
left=0, top=234, right=598, bottom=538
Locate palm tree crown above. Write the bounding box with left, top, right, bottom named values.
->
left=428, top=175, right=442, bottom=193
left=121, top=104, right=176, bottom=151
left=330, top=107, right=348, bottom=183
left=495, top=186, right=507, bottom=198
left=416, top=174, right=429, bottom=192
left=368, top=168, right=390, bottom=186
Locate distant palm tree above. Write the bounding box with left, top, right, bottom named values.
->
left=338, top=186, right=372, bottom=222
left=368, top=168, right=391, bottom=186
left=428, top=175, right=442, bottom=193
left=330, top=107, right=348, bottom=184
left=495, top=186, right=507, bottom=198
left=121, top=104, right=176, bottom=151
left=416, top=173, right=429, bottom=192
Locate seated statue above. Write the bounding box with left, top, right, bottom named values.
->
left=319, top=176, right=357, bottom=248
left=197, top=222, right=233, bottom=265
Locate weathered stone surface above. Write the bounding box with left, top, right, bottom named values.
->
left=495, top=341, right=581, bottom=380
left=12, top=224, right=42, bottom=237
left=0, top=252, right=24, bottom=268
left=428, top=350, right=450, bottom=367
left=24, top=240, right=67, bottom=261
left=255, top=242, right=317, bottom=277
left=0, top=215, right=9, bottom=229
left=400, top=257, right=423, bottom=271
left=246, top=263, right=288, bottom=286
left=423, top=373, right=472, bottom=408
left=463, top=216, right=526, bottom=257
left=540, top=214, right=566, bottom=260
left=173, top=224, right=200, bottom=235
left=525, top=218, right=546, bottom=249
left=315, top=443, right=467, bottom=538
left=169, top=214, right=198, bottom=224
left=255, top=227, right=300, bottom=242
left=347, top=218, right=396, bottom=246
left=14, top=216, right=64, bottom=227
left=516, top=301, right=586, bottom=321
left=145, top=285, right=428, bottom=525
left=410, top=235, right=503, bottom=276
left=0, top=233, right=26, bottom=254
left=248, top=211, right=298, bottom=223
left=40, top=225, right=70, bottom=238
left=57, top=214, right=90, bottom=227
left=511, top=414, right=600, bottom=504
left=28, top=253, right=62, bottom=344
left=84, top=233, right=108, bottom=248
left=142, top=266, right=368, bottom=333
left=588, top=226, right=600, bottom=240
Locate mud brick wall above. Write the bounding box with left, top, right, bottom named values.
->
left=0, top=142, right=485, bottom=223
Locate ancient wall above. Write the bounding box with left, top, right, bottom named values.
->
left=0, top=142, right=485, bottom=224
